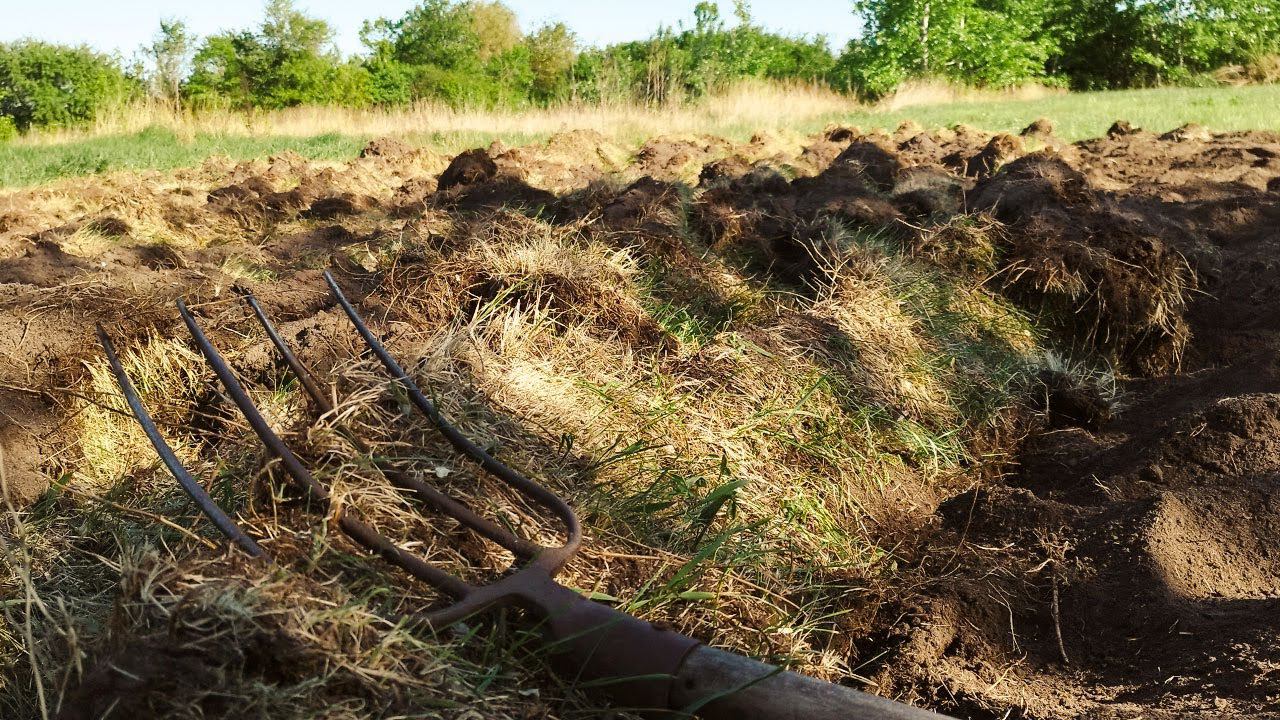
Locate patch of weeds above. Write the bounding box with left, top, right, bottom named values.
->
left=827, top=218, right=1042, bottom=429
left=220, top=255, right=277, bottom=283
left=1040, top=350, right=1120, bottom=402
left=639, top=258, right=759, bottom=347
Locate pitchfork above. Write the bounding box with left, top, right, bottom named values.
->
left=95, top=271, right=948, bottom=719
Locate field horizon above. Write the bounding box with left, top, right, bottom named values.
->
left=3, top=82, right=1278, bottom=189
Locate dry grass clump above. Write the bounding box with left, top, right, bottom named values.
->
left=1, top=173, right=239, bottom=250
left=10, top=533, right=566, bottom=719
left=798, top=224, right=1038, bottom=463
left=1214, top=54, right=1280, bottom=85
left=492, top=130, right=631, bottom=191
left=905, top=214, right=1003, bottom=278
left=466, top=218, right=650, bottom=330
left=78, top=337, right=207, bottom=488
left=802, top=252, right=952, bottom=426
left=447, top=288, right=895, bottom=674
left=355, top=211, right=671, bottom=350
left=1000, top=218, right=1194, bottom=374
left=0, top=145, right=448, bottom=259
left=877, top=80, right=1066, bottom=112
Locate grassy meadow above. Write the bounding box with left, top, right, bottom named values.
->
left=2, top=82, right=1278, bottom=189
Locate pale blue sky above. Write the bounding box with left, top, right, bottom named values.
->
left=0, top=1, right=862, bottom=60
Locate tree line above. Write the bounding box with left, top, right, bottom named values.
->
left=2, top=0, right=1277, bottom=136
left=841, top=0, right=1279, bottom=97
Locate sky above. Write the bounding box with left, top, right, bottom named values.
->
left=0, top=1, right=863, bottom=61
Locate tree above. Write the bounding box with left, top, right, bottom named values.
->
left=469, top=1, right=523, bottom=60
left=363, top=0, right=478, bottom=69
left=359, top=1, right=541, bottom=107
left=148, top=19, right=193, bottom=109
left=1045, top=0, right=1280, bottom=89
left=187, top=0, right=344, bottom=108
left=527, top=22, right=577, bottom=99
left=841, top=0, right=1280, bottom=95
left=0, top=41, right=135, bottom=130
left=258, top=0, right=342, bottom=106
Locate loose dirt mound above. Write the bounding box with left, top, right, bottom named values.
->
left=3, top=121, right=1280, bottom=719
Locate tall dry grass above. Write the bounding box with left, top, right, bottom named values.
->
left=877, top=79, right=1066, bottom=111
left=1213, top=53, right=1280, bottom=86
left=17, top=80, right=1066, bottom=147
left=19, top=83, right=854, bottom=145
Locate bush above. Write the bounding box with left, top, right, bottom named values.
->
left=0, top=41, right=135, bottom=131
left=564, top=4, right=837, bottom=105
left=410, top=62, right=527, bottom=107
left=0, top=115, right=17, bottom=142
left=366, top=58, right=414, bottom=105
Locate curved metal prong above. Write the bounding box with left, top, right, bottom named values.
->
left=239, top=289, right=542, bottom=559
left=95, top=325, right=265, bottom=558
left=240, top=289, right=331, bottom=413
left=177, top=299, right=474, bottom=600
left=323, top=271, right=582, bottom=574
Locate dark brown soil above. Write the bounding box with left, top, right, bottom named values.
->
left=4, top=120, right=1280, bottom=719
left=886, top=124, right=1280, bottom=720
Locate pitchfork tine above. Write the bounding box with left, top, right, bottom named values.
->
left=95, top=325, right=265, bottom=558
left=176, top=299, right=475, bottom=599
left=239, top=289, right=331, bottom=414
left=238, top=288, right=543, bottom=559
left=322, top=271, right=582, bottom=572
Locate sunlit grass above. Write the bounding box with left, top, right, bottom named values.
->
left=3, top=82, right=1277, bottom=188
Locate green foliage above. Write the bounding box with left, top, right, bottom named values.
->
left=569, top=2, right=834, bottom=105
left=840, top=0, right=1280, bottom=97
left=359, top=0, right=537, bottom=107
left=10, top=0, right=1280, bottom=127
left=411, top=61, right=518, bottom=106
left=1045, top=0, right=1280, bottom=89
left=363, top=0, right=479, bottom=70
left=0, top=41, right=136, bottom=131
left=148, top=19, right=194, bottom=106
left=186, top=0, right=346, bottom=109
left=0, top=115, right=16, bottom=143
left=327, top=61, right=374, bottom=107
left=527, top=23, right=577, bottom=100
left=835, top=0, right=1058, bottom=98
left=468, top=1, right=523, bottom=60
left=365, top=57, right=414, bottom=105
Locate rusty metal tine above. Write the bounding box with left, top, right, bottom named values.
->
left=239, top=289, right=541, bottom=559
left=179, top=299, right=330, bottom=500
left=96, top=325, right=266, bottom=558
left=239, top=289, right=332, bottom=414
left=177, top=299, right=475, bottom=600
left=323, top=271, right=582, bottom=570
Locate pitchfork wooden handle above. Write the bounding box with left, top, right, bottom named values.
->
left=671, top=646, right=949, bottom=719
left=522, top=574, right=951, bottom=719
